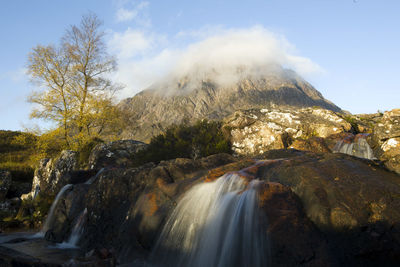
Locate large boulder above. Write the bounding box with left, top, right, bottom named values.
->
left=22, top=150, right=78, bottom=199
left=43, top=153, right=236, bottom=263
left=259, top=150, right=400, bottom=265
left=41, top=150, right=400, bottom=266
left=371, top=109, right=400, bottom=174
left=87, top=140, right=148, bottom=170
left=224, top=106, right=351, bottom=155
left=0, top=171, right=12, bottom=201
left=258, top=182, right=332, bottom=266
left=373, top=109, right=400, bottom=141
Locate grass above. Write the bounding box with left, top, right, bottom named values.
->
left=0, top=130, right=38, bottom=182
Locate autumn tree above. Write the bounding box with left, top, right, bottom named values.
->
left=27, top=13, right=120, bottom=149
left=28, top=45, right=72, bottom=146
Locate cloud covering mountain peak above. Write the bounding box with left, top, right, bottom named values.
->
left=109, top=26, right=323, bottom=98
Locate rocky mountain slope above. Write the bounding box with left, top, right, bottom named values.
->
left=119, top=68, right=341, bottom=142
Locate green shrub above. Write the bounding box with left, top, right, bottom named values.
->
left=343, top=115, right=360, bottom=133
left=14, top=193, right=54, bottom=227
left=77, top=137, right=104, bottom=168
left=134, top=120, right=232, bottom=165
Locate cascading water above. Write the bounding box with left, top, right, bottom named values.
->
left=36, top=184, right=73, bottom=237
left=56, top=208, right=87, bottom=248
left=151, top=172, right=268, bottom=267
left=333, top=134, right=375, bottom=160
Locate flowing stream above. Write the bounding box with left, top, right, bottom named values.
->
left=56, top=208, right=87, bottom=248
left=36, top=184, right=73, bottom=237
left=151, top=173, right=268, bottom=267
left=333, top=134, right=375, bottom=160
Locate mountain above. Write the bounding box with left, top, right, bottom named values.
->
left=119, top=67, right=341, bottom=142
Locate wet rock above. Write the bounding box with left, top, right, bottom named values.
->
left=0, top=171, right=12, bottom=201
left=332, top=133, right=376, bottom=160
left=0, top=246, right=45, bottom=266
left=12, top=149, right=400, bottom=266
left=257, top=150, right=400, bottom=265
left=258, top=182, right=333, bottom=266
left=88, top=140, right=148, bottom=170
left=290, top=136, right=331, bottom=153
left=224, top=106, right=351, bottom=155
left=44, top=153, right=236, bottom=263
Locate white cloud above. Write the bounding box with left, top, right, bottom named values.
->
left=109, top=26, right=323, bottom=98
left=116, top=8, right=136, bottom=22
left=171, top=26, right=322, bottom=81
left=109, top=28, right=153, bottom=58
left=115, top=1, right=150, bottom=26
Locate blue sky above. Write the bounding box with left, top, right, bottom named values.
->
left=0, top=0, right=399, bottom=131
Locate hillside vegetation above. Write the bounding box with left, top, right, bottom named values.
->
left=133, top=120, right=232, bottom=166
left=0, top=131, right=38, bottom=182
left=0, top=130, right=66, bottom=182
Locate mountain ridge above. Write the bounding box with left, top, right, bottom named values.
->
left=119, top=68, right=341, bottom=142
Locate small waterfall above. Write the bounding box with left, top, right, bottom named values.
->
left=151, top=173, right=268, bottom=267
left=57, top=208, right=87, bottom=248
left=333, top=134, right=375, bottom=160
left=36, top=184, right=73, bottom=237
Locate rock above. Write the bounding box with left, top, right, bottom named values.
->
left=374, top=109, right=400, bottom=141
left=43, top=153, right=236, bottom=263
left=364, top=109, right=400, bottom=174
left=0, top=246, right=45, bottom=266
left=290, top=136, right=330, bottom=153
left=0, top=197, right=21, bottom=221
left=257, top=150, right=400, bottom=265
left=2, top=149, right=400, bottom=266
left=27, top=150, right=78, bottom=198
left=88, top=140, right=148, bottom=170
left=6, top=181, right=31, bottom=199
left=258, top=182, right=332, bottom=266
left=224, top=106, right=351, bottom=155
left=0, top=171, right=11, bottom=201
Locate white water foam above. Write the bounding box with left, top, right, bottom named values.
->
left=35, top=184, right=73, bottom=238
left=333, top=135, right=375, bottom=160
left=56, top=208, right=87, bottom=249
left=151, top=173, right=268, bottom=267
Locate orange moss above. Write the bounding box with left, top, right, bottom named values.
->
left=146, top=193, right=159, bottom=216
left=203, top=159, right=256, bottom=182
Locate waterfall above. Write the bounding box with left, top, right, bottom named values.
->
left=36, top=184, right=73, bottom=237
left=333, top=134, right=375, bottom=160
left=56, top=208, right=87, bottom=248
left=151, top=173, right=268, bottom=267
